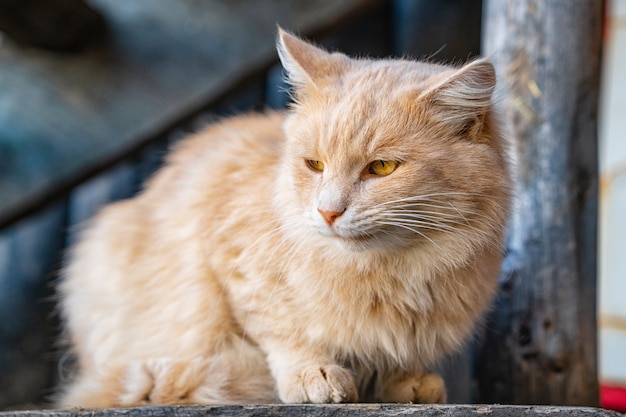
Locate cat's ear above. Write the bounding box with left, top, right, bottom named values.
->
left=276, top=27, right=350, bottom=89
left=418, top=58, right=496, bottom=140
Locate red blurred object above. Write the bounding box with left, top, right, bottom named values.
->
left=601, top=384, right=626, bottom=412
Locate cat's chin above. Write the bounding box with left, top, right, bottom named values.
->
left=323, top=231, right=386, bottom=252
left=329, top=231, right=420, bottom=254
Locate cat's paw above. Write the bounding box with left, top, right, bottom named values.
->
left=380, top=372, right=446, bottom=404
left=281, top=365, right=358, bottom=403
left=119, top=358, right=209, bottom=405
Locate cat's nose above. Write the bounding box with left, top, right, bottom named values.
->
left=317, top=208, right=344, bottom=226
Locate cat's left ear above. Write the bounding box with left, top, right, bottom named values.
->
left=418, top=58, right=496, bottom=140
left=276, top=27, right=350, bottom=89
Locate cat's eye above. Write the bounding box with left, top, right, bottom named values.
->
left=306, top=159, right=325, bottom=172
left=369, top=160, right=398, bottom=176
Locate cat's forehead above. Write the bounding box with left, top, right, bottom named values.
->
left=288, top=103, right=414, bottom=168
left=321, top=60, right=451, bottom=131
left=321, top=62, right=443, bottom=152
left=286, top=59, right=455, bottom=164
left=343, top=59, right=451, bottom=92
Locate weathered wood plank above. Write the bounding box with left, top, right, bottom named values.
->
left=134, top=140, right=172, bottom=191
left=0, top=0, right=105, bottom=51
left=67, top=161, right=137, bottom=232
left=0, top=404, right=622, bottom=417
left=0, top=0, right=383, bottom=230
left=475, top=0, right=603, bottom=406
left=0, top=202, right=66, bottom=409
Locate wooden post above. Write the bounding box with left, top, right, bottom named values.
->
left=476, top=0, right=603, bottom=406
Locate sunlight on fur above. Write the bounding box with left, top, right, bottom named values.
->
left=57, top=28, right=511, bottom=407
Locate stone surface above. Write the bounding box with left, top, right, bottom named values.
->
left=0, top=404, right=623, bottom=417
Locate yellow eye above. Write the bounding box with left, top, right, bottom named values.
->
left=306, top=159, right=324, bottom=172
left=369, top=160, right=398, bottom=176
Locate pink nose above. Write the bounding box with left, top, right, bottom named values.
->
left=317, top=208, right=344, bottom=226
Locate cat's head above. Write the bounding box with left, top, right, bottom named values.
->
left=275, top=29, right=510, bottom=255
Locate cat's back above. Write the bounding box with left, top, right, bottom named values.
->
left=170, top=111, right=287, bottom=169
left=61, top=111, right=288, bottom=365
left=146, top=111, right=287, bottom=201
left=96, top=110, right=289, bottom=244
left=69, top=110, right=288, bottom=255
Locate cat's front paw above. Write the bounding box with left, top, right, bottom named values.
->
left=119, top=358, right=209, bottom=405
left=281, top=365, right=358, bottom=403
left=380, top=371, right=446, bottom=404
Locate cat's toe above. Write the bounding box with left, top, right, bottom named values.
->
left=119, top=358, right=209, bottom=405
left=283, top=365, right=358, bottom=403
left=381, top=371, right=446, bottom=404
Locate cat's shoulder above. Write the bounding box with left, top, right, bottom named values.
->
left=200, top=111, right=287, bottom=138
left=167, top=110, right=288, bottom=164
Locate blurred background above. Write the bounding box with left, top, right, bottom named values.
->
left=0, top=0, right=622, bottom=412
left=599, top=0, right=626, bottom=412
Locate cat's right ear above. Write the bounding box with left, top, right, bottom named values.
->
left=277, top=27, right=350, bottom=90
left=417, top=58, right=496, bottom=141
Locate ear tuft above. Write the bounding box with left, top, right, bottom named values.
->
left=419, top=58, right=496, bottom=139
left=421, top=58, right=495, bottom=111
left=276, top=27, right=349, bottom=89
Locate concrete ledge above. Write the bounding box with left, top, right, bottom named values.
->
left=1, top=404, right=623, bottom=417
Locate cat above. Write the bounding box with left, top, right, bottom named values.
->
left=57, top=29, right=510, bottom=407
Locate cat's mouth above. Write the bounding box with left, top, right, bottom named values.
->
left=332, top=231, right=374, bottom=244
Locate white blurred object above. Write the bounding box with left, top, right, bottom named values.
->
left=599, top=0, right=626, bottom=388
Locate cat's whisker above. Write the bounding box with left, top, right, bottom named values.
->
left=382, top=200, right=494, bottom=223
left=216, top=216, right=270, bottom=333
left=372, top=191, right=489, bottom=209
left=379, top=216, right=461, bottom=233
left=355, top=204, right=472, bottom=241
left=374, top=220, right=440, bottom=248
left=261, top=220, right=300, bottom=274
left=224, top=219, right=297, bottom=287
left=236, top=217, right=308, bottom=355
left=376, top=208, right=496, bottom=246
left=380, top=218, right=460, bottom=236
left=248, top=230, right=308, bottom=346
left=383, top=209, right=473, bottom=225
left=374, top=196, right=495, bottom=226
left=382, top=207, right=490, bottom=228
left=381, top=212, right=497, bottom=248
left=247, top=215, right=304, bottom=248
left=380, top=214, right=480, bottom=237
left=446, top=202, right=471, bottom=226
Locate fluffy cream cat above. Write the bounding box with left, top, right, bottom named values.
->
left=58, top=29, right=510, bottom=407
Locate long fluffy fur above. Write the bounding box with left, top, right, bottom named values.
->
left=57, top=30, right=510, bottom=406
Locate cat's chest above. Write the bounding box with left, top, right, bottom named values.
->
left=294, top=270, right=437, bottom=366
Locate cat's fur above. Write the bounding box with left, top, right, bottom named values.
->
left=58, top=30, right=510, bottom=407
